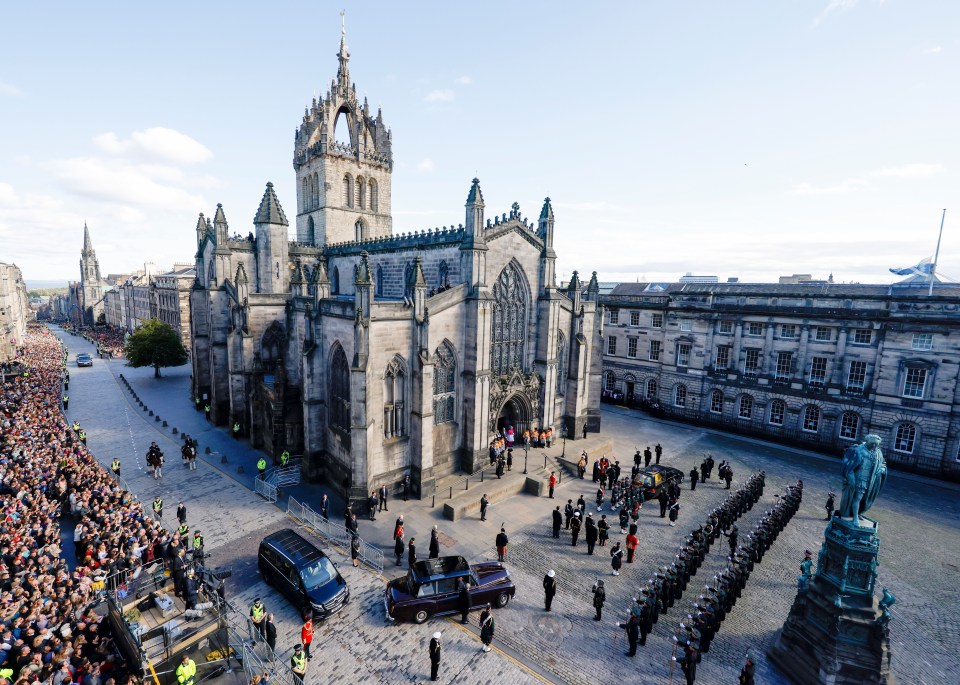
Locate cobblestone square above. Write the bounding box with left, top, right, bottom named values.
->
left=59, top=329, right=960, bottom=684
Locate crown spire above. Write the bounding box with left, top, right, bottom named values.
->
left=337, top=10, right=350, bottom=88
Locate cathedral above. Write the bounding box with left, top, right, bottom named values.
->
left=189, top=26, right=604, bottom=500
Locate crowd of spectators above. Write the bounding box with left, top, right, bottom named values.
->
left=0, top=326, right=165, bottom=685
left=58, top=326, right=125, bottom=359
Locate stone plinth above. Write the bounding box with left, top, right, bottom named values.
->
left=768, top=517, right=894, bottom=685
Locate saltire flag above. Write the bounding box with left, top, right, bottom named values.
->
left=889, top=258, right=933, bottom=277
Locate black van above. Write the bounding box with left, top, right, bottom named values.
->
left=258, top=529, right=350, bottom=620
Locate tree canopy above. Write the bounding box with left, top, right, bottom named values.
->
left=124, top=318, right=189, bottom=378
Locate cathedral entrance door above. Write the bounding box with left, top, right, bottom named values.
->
left=496, top=395, right=529, bottom=437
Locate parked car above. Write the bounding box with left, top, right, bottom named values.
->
left=385, top=555, right=515, bottom=624
left=258, top=528, right=349, bottom=620
left=634, top=464, right=684, bottom=498
left=76, top=353, right=93, bottom=367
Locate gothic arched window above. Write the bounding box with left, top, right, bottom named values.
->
left=306, top=216, right=315, bottom=244
left=302, top=177, right=309, bottom=212
left=369, top=178, right=379, bottom=212
left=384, top=356, right=406, bottom=438
left=260, top=322, right=285, bottom=376
left=330, top=344, right=351, bottom=433
left=355, top=219, right=365, bottom=242
left=331, top=267, right=340, bottom=294
left=556, top=332, right=568, bottom=396
left=376, top=265, right=385, bottom=297
left=356, top=177, right=365, bottom=210
left=490, top=262, right=528, bottom=376
left=433, top=341, right=457, bottom=424
left=343, top=174, right=354, bottom=208
left=312, top=173, right=319, bottom=209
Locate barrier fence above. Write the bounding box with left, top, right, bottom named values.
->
left=287, top=497, right=384, bottom=575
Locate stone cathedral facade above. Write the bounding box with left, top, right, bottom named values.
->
left=189, top=29, right=603, bottom=499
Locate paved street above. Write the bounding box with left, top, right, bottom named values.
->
left=58, top=327, right=960, bottom=685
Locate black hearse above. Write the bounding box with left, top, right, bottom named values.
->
left=258, top=529, right=349, bottom=619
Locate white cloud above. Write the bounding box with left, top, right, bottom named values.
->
left=0, top=81, right=23, bottom=97
left=424, top=89, right=455, bottom=103
left=923, top=46, right=942, bottom=54
left=94, top=127, right=213, bottom=164
left=791, top=178, right=867, bottom=195
left=50, top=157, right=206, bottom=212
left=870, top=163, right=944, bottom=178
left=417, top=158, right=435, bottom=173
left=813, top=0, right=885, bottom=26
left=455, top=76, right=473, bottom=86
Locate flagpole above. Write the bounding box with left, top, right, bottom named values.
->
left=929, top=209, right=947, bottom=296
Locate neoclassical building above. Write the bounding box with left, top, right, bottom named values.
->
left=600, top=281, right=960, bottom=479
left=189, top=28, right=603, bottom=499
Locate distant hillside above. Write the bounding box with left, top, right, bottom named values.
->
left=26, top=279, right=71, bottom=290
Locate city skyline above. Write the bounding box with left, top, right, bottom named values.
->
left=1, top=1, right=958, bottom=284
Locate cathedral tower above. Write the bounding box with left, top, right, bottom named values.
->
left=79, top=223, right=104, bottom=325
left=293, top=15, right=393, bottom=246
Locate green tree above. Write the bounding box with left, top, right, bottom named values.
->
left=124, top=318, right=189, bottom=378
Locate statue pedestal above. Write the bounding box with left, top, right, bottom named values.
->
left=768, top=517, right=894, bottom=684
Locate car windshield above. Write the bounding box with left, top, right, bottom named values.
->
left=301, top=557, right=337, bottom=589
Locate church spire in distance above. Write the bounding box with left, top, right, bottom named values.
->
left=82, top=222, right=94, bottom=255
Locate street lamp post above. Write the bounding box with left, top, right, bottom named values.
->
left=523, top=442, right=529, bottom=475
left=561, top=424, right=567, bottom=458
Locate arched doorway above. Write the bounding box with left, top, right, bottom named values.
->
left=496, top=394, right=530, bottom=436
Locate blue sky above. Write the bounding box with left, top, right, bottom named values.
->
left=1, top=1, right=958, bottom=284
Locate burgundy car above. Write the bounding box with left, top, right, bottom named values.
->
left=385, top=556, right=515, bottom=624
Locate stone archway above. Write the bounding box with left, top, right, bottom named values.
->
left=495, top=393, right=532, bottom=436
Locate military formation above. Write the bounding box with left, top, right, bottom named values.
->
left=615, top=472, right=768, bottom=659
left=670, top=479, right=804, bottom=685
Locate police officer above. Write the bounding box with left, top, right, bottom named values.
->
left=153, top=496, right=163, bottom=520
left=257, top=457, right=267, bottom=479
left=290, top=644, right=307, bottom=685
left=63, top=394, right=69, bottom=410
left=232, top=421, right=241, bottom=439
left=176, top=654, right=196, bottom=685
left=194, top=395, right=201, bottom=411
left=177, top=522, right=189, bottom=539
left=111, top=458, right=120, bottom=477
left=193, top=530, right=204, bottom=558
left=78, top=430, right=86, bottom=445
left=204, top=403, right=211, bottom=419
left=250, top=598, right=267, bottom=639
left=280, top=450, right=291, bottom=467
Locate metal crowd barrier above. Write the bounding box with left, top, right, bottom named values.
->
left=287, top=497, right=384, bottom=575
left=254, top=475, right=278, bottom=503
left=222, top=599, right=300, bottom=685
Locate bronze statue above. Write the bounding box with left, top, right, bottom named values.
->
left=837, top=434, right=887, bottom=527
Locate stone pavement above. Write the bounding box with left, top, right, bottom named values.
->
left=56, top=328, right=543, bottom=685
left=56, top=327, right=960, bottom=684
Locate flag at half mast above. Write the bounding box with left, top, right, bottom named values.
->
left=889, top=257, right=934, bottom=277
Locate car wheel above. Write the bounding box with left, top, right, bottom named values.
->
left=413, top=609, right=429, bottom=624
left=495, top=592, right=510, bottom=608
